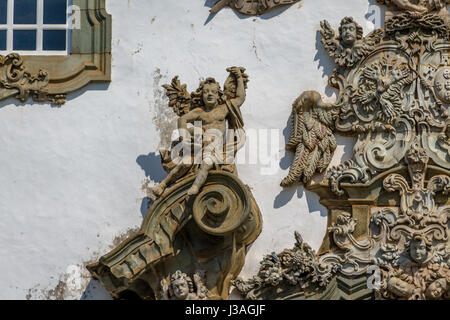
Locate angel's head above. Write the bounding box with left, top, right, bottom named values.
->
left=407, top=235, right=432, bottom=265
left=338, top=17, right=363, bottom=46
left=198, top=78, right=223, bottom=109
left=170, top=271, right=194, bottom=300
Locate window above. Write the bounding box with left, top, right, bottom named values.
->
left=0, top=0, right=111, bottom=106
left=0, top=0, right=71, bottom=55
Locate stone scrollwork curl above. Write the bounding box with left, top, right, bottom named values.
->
left=0, top=53, right=66, bottom=105
left=193, top=178, right=251, bottom=236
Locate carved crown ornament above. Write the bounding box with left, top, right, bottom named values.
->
left=0, top=0, right=111, bottom=106
left=236, top=1, right=450, bottom=300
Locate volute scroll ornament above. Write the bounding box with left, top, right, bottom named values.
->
left=0, top=53, right=66, bottom=105
left=88, top=67, right=262, bottom=300
left=210, top=0, right=301, bottom=16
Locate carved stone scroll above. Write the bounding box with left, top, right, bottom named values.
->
left=210, top=0, right=301, bottom=16
left=0, top=54, right=64, bottom=105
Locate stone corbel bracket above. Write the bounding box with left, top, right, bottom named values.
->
left=0, top=0, right=111, bottom=106
left=88, top=171, right=263, bottom=300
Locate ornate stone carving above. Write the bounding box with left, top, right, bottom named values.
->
left=320, top=18, right=384, bottom=68
left=233, top=232, right=321, bottom=299
left=0, top=53, right=65, bottom=105
left=242, top=1, right=449, bottom=301
left=159, top=270, right=209, bottom=300
left=376, top=0, right=450, bottom=13
left=0, top=0, right=112, bottom=106
left=210, top=0, right=301, bottom=16
left=87, top=68, right=262, bottom=300
left=281, top=91, right=337, bottom=187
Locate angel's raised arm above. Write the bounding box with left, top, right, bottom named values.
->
left=228, top=67, right=247, bottom=108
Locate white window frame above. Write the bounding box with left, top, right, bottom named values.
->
left=0, top=0, right=72, bottom=55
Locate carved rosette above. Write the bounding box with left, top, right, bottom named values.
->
left=87, top=171, right=262, bottom=300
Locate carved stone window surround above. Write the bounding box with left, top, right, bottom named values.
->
left=0, top=0, right=111, bottom=105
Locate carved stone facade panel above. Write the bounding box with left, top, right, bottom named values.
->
left=239, top=1, right=450, bottom=300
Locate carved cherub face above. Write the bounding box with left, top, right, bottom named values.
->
left=409, top=238, right=429, bottom=264
left=425, top=278, right=447, bottom=300
left=388, top=277, right=413, bottom=297
left=443, top=69, right=450, bottom=80
left=202, top=82, right=220, bottom=109
left=172, top=278, right=190, bottom=299
left=340, top=22, right=357, bottom=46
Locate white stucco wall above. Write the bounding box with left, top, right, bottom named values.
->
left=0, top=0, right=375, bottom=299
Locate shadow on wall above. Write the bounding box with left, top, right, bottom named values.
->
left=0, top=82, right=110, bottom=109
left=136, top=152, right=167, bottom=218
left=203, top=0, right=297, bottom=24
left=81, top=279, right=113, bottom=300
left=66, top=82, right=111, bottom=103
left=314, top=30, right=338, bottom=99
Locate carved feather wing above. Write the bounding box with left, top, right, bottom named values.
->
left=350, top=29, right=383, bottom=64
left=364, top=28, right=384, bottom=47
left=320, top=20, right=340, bottom=58
left=162, top=76, right=193, bottom=116
left=286, top=109, right=303, bottom=152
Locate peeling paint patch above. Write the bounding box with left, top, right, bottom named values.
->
left=26, top=265, right=91, bottom=300
left=148, top=68, right=177, bottom=151
left=111, top=226, right=140, bottom=248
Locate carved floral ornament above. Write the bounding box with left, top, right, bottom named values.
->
left=88, top=68, right=262, bottom=300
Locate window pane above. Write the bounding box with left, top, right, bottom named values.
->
left=44, top=0, right=67, bottom=24
left=14, top=0, right=37, bottom=24
left=0, top=0, right=7, bottom=24
left=13, top=30, right=36, bottom=50
left=43, top=29, right=66, bottom=50
left=0, top=30, right=6, bottom=50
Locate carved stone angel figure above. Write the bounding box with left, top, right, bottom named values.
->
left=376, top=0, right=450, bottom=13
left=151, top=67, right=249, bottom=198
left=280, top=91, right=337, bottom=187
left=320, top=17, right=383, bottom=68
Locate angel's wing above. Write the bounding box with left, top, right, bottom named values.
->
left=363, top=29, right=384, bottom=48
left=320, top=20, right=340, bottom=57
left=162, top=76, right=193, bottom=116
